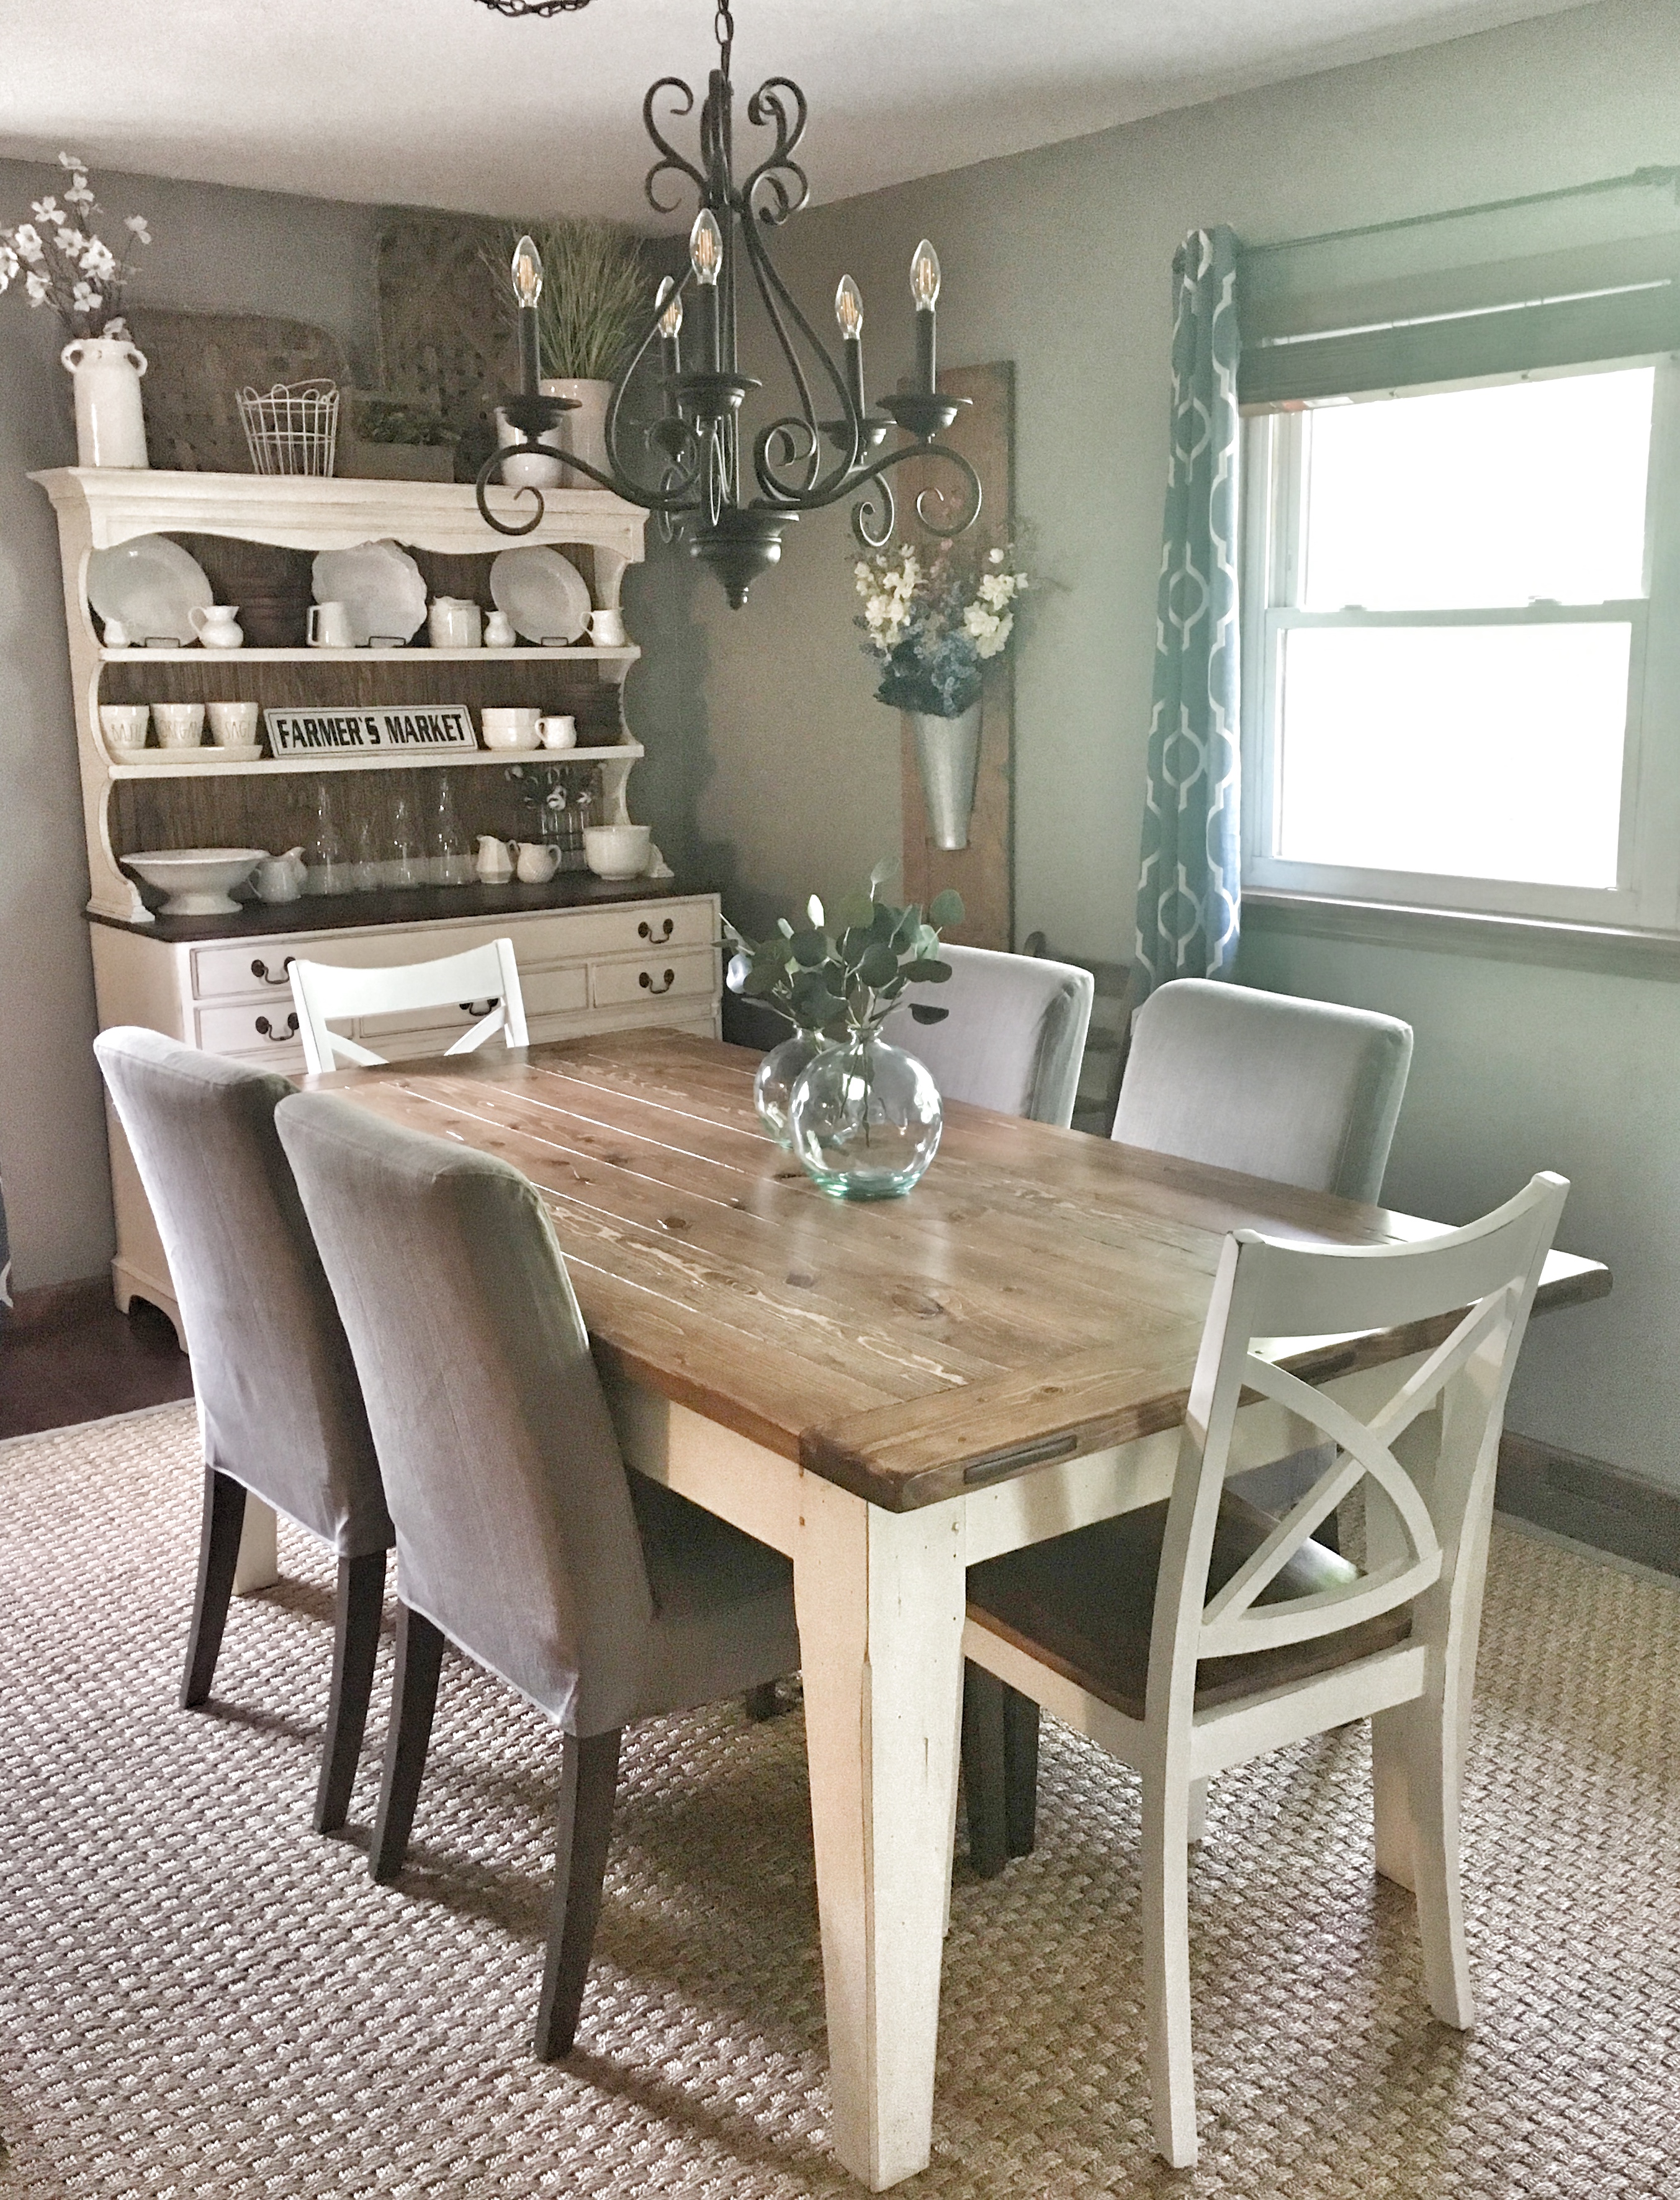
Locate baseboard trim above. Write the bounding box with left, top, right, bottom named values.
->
left=1497, top=1432, right=1680, bottom=1580
left=5, top=1276, right=112, bottom=1337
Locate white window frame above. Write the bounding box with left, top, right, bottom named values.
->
left=1240, top=354, right=1680, bottom=931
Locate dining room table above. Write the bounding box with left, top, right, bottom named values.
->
left=302, top=1026, right=1609, bottom=2190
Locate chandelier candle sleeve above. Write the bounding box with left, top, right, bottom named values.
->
left=512, top=233, right=544, bottom=395
left=836, top=276, right=865, bottom=419
left=911, top=240, right=940, bottom=395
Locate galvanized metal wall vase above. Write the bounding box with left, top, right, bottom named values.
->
left=907, top=701, right=983, bottom=852
left=1134, top=225, right=1241, bottom=994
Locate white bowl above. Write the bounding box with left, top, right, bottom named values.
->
left=122, top=847, right=267, bottom=916
left=583, top=824, right=652, bottom=880
left=480, top=706, right=542, bottom=751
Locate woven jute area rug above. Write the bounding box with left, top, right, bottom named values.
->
left=1, top=1403, right=1677, bottom=2198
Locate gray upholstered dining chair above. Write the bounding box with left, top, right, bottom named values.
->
left=93, top=1029, right=392, bottom=1834
left=964, top=976, right=1416, bottom=1877
left=880, top=942, right=1095, bottom=1129
left=274, top=1090, right=802, bottom=2061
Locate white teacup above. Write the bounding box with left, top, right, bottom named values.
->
left=428, top=597, right=482, bottom=650
left=207, top=700, right=261, bottom=746
left=588, top=608, right=627, bottom=647
left=99, top=703, right=150, bottom=751
left=539, top=714, right=578, bottom=751
left=152, top=701, right=206, bottom=749
left=307, top=601, right=354, bottom=649
left=480, top=707, right=542, bottom=751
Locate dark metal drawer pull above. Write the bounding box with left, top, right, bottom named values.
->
left=962, top=1432, right=1080, bottom=1487
left=637, top=917, right=675, bottom=943
left=250, top=956, right=295, bottom=987
left=254, top=1013, right=299, bottom=1042
left=457, top=998, right=501, bottom=1015
left=639, top=967, right=676, bottom=996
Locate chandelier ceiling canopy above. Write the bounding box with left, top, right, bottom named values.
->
left=471, top=0, right=981, bottom=606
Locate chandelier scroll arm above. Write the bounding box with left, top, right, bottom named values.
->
left=737, top=213, right=863, bottom=502
left=739, top=75, right=811, bottom=227
left=825, top=438, right=983, bottom=539
left=643, top=76, right=709, bottom=215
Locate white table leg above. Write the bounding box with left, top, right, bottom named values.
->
left=794, top=1475, right=966, bottom=2191
left=232, top=1497, right=279, bottom=1595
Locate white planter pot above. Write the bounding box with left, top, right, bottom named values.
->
left=908, top=700, right=982, bottom=852
left=61, top=335, right=149, bottom=469
left=543, top=377, right=613, bottom=488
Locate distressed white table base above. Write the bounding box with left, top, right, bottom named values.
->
left=605, top=1350, right=1439, bottom=2191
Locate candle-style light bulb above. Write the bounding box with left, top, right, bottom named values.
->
left=910, top=240, right=940, bottom=394
left=511, top=233, right=544, bottom=309
left=656, top=274, right=684, bottom=339
left=690, top=209, right=724, bottom=287
left=910, top=239, right=941, bottom=313
left=655, top=273, right=684, bottom=412
left=835, top=274, right=864, bottom=340
left=511, top=233, right=544, bottom=394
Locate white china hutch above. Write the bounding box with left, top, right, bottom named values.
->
left=35, top=467, right=721, bottom=1335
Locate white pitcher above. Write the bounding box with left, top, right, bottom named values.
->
left=61, top=334, right=150, bottom=469
left=474, top=834, right=513, bottom=884
left=190, top=605, right=245, bottom=650
left=511, top=841, right=562, bottom=883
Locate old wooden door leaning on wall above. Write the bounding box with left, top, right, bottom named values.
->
left=897, top=360, right=1015, bottom=952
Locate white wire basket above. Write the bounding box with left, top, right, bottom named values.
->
left=236, top=379, right=340, bottom=477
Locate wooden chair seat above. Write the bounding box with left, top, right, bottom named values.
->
left=966, top=1487, right=1413, bottom=1724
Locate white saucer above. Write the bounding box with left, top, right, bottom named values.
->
left=114, top=742, right=266, bottom=764
left=205, top=742, right=266, bottom=760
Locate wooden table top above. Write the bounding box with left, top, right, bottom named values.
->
left=306, top=1029, right=1610, bottom=1512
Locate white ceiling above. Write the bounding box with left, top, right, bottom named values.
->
left=0, top=0, right=1589, bottom=228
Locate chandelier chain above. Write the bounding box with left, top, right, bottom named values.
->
left=715, top=2, right=734, bottom=74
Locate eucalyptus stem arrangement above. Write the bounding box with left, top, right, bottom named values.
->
left=724, top=877, right=966, bottom=1041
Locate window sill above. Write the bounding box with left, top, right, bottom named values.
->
left=1242, top=890, right=1680, bottom=982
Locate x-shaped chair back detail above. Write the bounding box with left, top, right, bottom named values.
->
left=1149, top=1171, right=1570, bottom=1751
left=288, top=937, right=528, bottom=1073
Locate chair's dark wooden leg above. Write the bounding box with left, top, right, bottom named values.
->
left=180, top=1469, right=246, bottom=1710
left=1001, top=1683, right=1040, bottom=1857
left=961, top=1663, right=1010, bottom=1878
left=313, top=1550, right=388, bottom=1835
left=369, top=1603, right=444, bottom=1883
left=534, top=1728, right=621, bottom=2060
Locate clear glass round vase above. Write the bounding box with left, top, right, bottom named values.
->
left=788, top=1034, right=943, bottom=1201
left=754, top=1029, right=826, bottom=1147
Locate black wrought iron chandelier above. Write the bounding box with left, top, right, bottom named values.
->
left=471, top=0, right=981, bottom=605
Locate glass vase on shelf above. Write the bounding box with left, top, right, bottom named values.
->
left=303, top=778, right=348, bottom=895
left=349, top=811, right=380, bottom=893
left=428, top=773, right=473, bottom=886
left=390, top=791, right=421, bottom=889
left=788, top=1034, right=942, bottom=1200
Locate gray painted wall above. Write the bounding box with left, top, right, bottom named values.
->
left=0, top=163, right=389, bottom=1291
left=681, top=0, right=1680, bottom=1487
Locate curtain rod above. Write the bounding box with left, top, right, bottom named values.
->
left=1241, top=164, right=1680, bottom=260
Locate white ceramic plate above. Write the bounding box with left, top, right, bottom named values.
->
left=86, top=535, right=213, bottom=646
left=311, top=539, right=428, bottom=647
left=489, top=546, right=591, bottom=646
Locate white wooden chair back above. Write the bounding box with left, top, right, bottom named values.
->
left=1147, top=1172, right=1569, bottom=1733
left=288, top=937, right=529, bottom=1074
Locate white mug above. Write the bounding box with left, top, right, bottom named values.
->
left=480, top=706, right=542, bottom=751
left=99, top=703, right=150, bottom=751
left=428, top=597, right=482, bottom=650
left=539, top=714, right=578, bottom=751
left=484, top=610, right=517, bottom=648
left=207, top=700, right=261, bottom=746
left=152, top=701, right=206, bottom=749
left=588, top=608, right=627, bottom=647
left=308, top=601, right=354, bottom=649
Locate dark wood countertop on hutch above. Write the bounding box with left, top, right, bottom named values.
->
left=88, top=872, right=685, bottom=944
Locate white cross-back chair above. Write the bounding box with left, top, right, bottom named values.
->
left=962, top=1171, right=1568, bottom=2167
left=288, top=938, right=529, bottom=1074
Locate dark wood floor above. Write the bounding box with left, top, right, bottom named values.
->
left=1, top=1290, right=194, bottom=1441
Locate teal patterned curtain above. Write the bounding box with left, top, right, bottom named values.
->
left=1134, top=225, right=1241, bottom=994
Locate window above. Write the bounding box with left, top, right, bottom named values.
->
left=1242, top=358, right=1680, bottom=927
